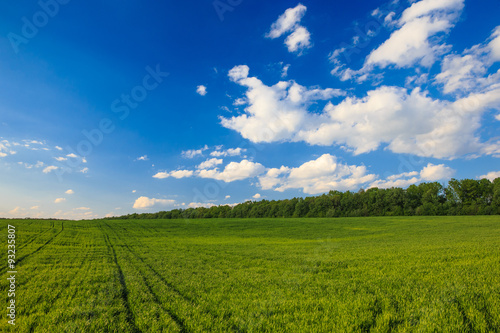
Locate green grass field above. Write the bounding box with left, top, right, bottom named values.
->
left=1, top=216, right=500, bottom=332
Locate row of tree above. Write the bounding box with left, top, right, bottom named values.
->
left=108, top=178, right=500, bottom=220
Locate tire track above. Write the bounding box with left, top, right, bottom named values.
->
left=0, top=222, right=64, bottom=277
left=102, top=222, right=242, bottom=332
left=102, top=232, right=141, bottom=333
left=116, top=241, right=188, bottom=332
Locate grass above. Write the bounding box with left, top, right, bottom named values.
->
left=1, top=216, right=500, bottom=332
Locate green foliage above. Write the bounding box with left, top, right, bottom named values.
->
left=110, top=178, right=500, bottom=220
left=1, top=216, right=500, bottom=332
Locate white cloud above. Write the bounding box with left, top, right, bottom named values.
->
left=74, top=207, right=90, bottom=210
left=136, top=155, right=149, bottom=161
left=331, top=0, right=465, bottom=82
left=30, top=206, right=39, bottom=210
left=266, top=4, right=307, bottom=38
left=197, top=158, right=223, bottom=169
left=43, top=166, right=58, bottom=174
left=0, top=140, right=17, bottom=157
left=281, top=64, right=290, bottom=78
left=54, top=157, right=67, bottom=161
left=54, top=198, right=66, bottom=203
left=55, top=146, right=63, bottom=151
left=479, top=171, right=500, bottom=181
left=181, top=145, right=208, bottom=159
left=198, top=160, right=266, bottom=182
left=80, top=167, right=89, bottom=173
left=132, top=190, right=137, bottom=193
left=66, top=153, right=78, bottom=158
left=420, top=163, right=455, bottom=181
left=259, top=154, right=376, bottom=195
left=266, top=4, right=312, bottom=54
left=435, top=26, right=500, bottom=95
left=222, top=66, right=500, bottom=159
left=489, top=26, right=500, bottom=61
left=210, top=147, right=246, bottom=157
left=225, top=195, right=231, bottom=199
left=153, top=169, right=194, bottom=179
left=196, top=85, right=207, bottom=96
left=370, top=163, right=455, bottom=188
left=133, top=196, right=176, bottom=209
left=65, top=189, right=74, bottom=195
left=366, top=0, right=464, bottom=69
left=284, top=26, right=311, bottom=53
left=188, top=202, right=216, bottom=209
left=252, top=193, right=261, bottom=199
left=221, top=65, right=344, bottom=143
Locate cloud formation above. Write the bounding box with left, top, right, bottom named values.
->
left=196, top=85, right=207, bottom=96
left=370, top=163, right=455, bottom=188
left=133, top=196, right=176, bottom=209
left=258, top=154, right=376, bottom=194
left=221, top=65, right=500, bottom=159
left=266, top=4, right=312, bottom=54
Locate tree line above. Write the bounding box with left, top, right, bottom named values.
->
left=108, top=178, right=500, bottom=220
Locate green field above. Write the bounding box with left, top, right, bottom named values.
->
left=1, top=216, right=500, bottom=332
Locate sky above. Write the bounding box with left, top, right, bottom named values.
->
left=0, top=0, right=499, bottom=219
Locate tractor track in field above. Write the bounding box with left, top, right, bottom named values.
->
left=1, top=222, right=64, bottom=276
left=116, top=241, right=189, bottom=332
left=103, top=233, right=142, bottom=333
left=22, top=246, right=92, bottom=319
left=16, top=220, right=58, bottom=252
left=102, top=222, right=243, bottom=332
left=101, top=222, right=194, bottom=332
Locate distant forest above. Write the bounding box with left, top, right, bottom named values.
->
left=108, top=178, right=500, bottom=220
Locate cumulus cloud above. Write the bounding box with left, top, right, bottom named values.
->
left=0, top=140, right=18, bottom=157
left=181, top=145, right=208, bottom=159
left=196, top=85, right=207, bottom=96
left=370, top=163, right=455, bottom=188
left=252, top=193, right=261, bottom=199
left=133, top=196, right=176, bottom=209
left=80, top=167, right=89, bottom=173
left=65, top=189, right=74, bottom=194
left=331, top=0, right=465, bottom=82
left=266, top=4, right=307, bottom=38
left=198, top=160, right=266, bottom=182
left=266, top=4, right=312, bottom=54
left=259, top=154, right=376, bottom=194
left=210, top=147, right=246, bottom=157
left=479, top=171, right=500, bottom=181
left=153, top=170, right=194, bottom=179
left=43, top=166, right=59, bottom=174
left=222, top=66, right=500, bottom=159
left=367, top=0, right=464, bottom=69
left=420, top=163, right=455, bottom=181
left=221, top=65, right=344, bottom=143
left=489, top=27, right=500, bottom=61
left=136, top=155, right=149, bottom=161
left=188, top=202, right=216, bottom=209
left=284, top=26, right=311, bottom=53
left=197, top=158, right=223, bottom=169
left=435, top=26, right=500, bottom=95
left=54, top=198, right=66, bottom=203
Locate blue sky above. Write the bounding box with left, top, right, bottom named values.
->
left=1, top=0, right=499, bottom=219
